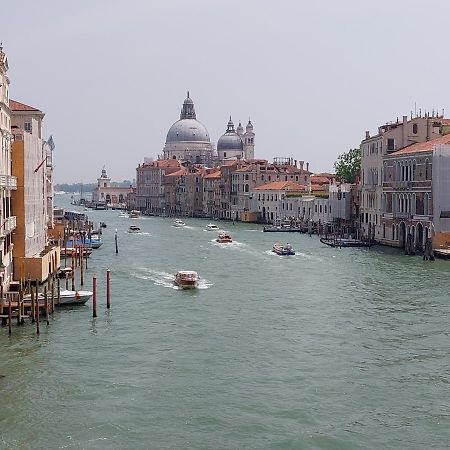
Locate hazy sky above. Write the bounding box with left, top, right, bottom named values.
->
left=2, top=0, right=449, bottom=183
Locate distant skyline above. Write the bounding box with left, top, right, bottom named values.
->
left=2, top=0, right=450, bottom=183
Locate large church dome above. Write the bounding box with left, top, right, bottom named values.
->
left=166, top=118, right=210, bottom=143
left=217, top=117, right=243, bottom=151
left=165, top=92, right=210, bottom=143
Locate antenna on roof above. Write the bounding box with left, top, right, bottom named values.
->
left=0, top=42, right=2, bottom=52
left=187, top=90, right=190, bottom=98
left=414, top=102, right=417, bottom=117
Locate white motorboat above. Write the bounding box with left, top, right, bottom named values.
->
left=58, top=289, right=93, bottom=305
left=129, top=210, right=140, bottom=218
left=118, top=212, right=129, bottom=218
left=174, top=271, right=199, bottom=289
left=205, top=223, right=220, bottom=231
left=173, top=219, right=186, bottom=227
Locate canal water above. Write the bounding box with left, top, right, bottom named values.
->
left=1, top=194, right=449, bottom=449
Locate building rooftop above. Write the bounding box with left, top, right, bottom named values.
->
left=389, top=133, right=450, bottom=156
left=254, top=181, right=306, bottom=191
left=10, top=99, right=41, bottom=112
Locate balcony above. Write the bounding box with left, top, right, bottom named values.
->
left=0, top=175, right=17, bottom=190
left=0, top=216, right=16, bottom=238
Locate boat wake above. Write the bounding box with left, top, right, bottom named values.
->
left=134, top=268, right=212, bottom=290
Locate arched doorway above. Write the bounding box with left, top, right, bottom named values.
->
left=399, top=222, right=406, bottom=248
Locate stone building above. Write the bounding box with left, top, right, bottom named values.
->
left=0, top=46, right=17, bottom=288
left=381, top=134, right=450, bottom=251
left=91, top=168, right=133, bottom=207
left=10, top=99, right=59, bottom=282
left=360, top=114, right=448, bottom=241
left=217, top=117, right=255, bottom=163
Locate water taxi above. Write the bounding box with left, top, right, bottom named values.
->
left=205, top=223, right=220, bottom=231
left=173, top=219, right=186, bottom=227
left=128, top=225, right=141, bottom=233
left=216, top=232, right=233, bottom=243
left=272, top=242, right=295, bottom=256
left=129, top=210, right=140, bottom=218
left=61, top=247, right=93, bottom=257
left=174, top=271, right=199, bottom=289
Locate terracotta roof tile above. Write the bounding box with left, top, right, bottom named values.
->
left=165, top=168, right=187, bottom=177
left=310, top=176, right=331, bottom=184
left=254, top=181, right=306, bottom=191
left=390, top=133, right=450, bottom=156
left=204, top=171, right=221, bottom=179
left=9, top=99, right=41, bottom=112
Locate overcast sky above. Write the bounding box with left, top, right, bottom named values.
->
left=2, top=0, right=449, bottom=183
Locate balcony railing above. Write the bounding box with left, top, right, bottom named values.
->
left=0, top=216, right=16, bottom=238
left=0, top=175, right=17, bottom=190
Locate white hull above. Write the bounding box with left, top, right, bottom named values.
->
left=57, top=290, right=93, bottom=305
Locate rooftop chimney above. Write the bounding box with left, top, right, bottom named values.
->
left=299, top=160, right=304, bottom=171
left=365, top=131, right=370, bottom=139
left=306, top=162, right=309, bottom=172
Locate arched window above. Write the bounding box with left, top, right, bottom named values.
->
left=244, top=184, right=249, bottom=192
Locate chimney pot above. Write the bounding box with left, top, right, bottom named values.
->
left=365, top=131, right=370, bottom=139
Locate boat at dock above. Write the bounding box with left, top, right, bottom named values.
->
left=205, top=223, right=220, bottom=231
left=263, top=218, right=303, bottom=233
left=434, top=248, right=450, bottom=259
left=128, top=225, right=141, bottom=233
left=216, top=232, right=233, bottom=243
left=58, top=290, right=93, bottom=305
left=61, top=247, right=93, bottom=257
left=174, top=271, right=199, bottom=289
left=118, top=212, right=129, bottom=218
left=320, top=237, right=375, bottom=248
left=65, top=238, right=103, bottom=249
left=173, top=219, right=186, bottom=227
left=272, top=242, right=295, bottom=255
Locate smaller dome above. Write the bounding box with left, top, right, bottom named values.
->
left=184, top=96, right=193, bottom=105
left=218, top=117, right=244, bottom=151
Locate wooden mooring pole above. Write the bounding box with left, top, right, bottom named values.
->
left=92, top=274, right=97, bottom=318
left=8, top=296, right=12, bottom=335
left=106, top=269, right=111, bottom=309
left=35, top=281, right=40, bottom=335
left=44, top=286, right=49, bottom=326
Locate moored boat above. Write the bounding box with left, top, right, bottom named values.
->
left=174, top=271, right=199, bottom=289
left=128, top=225, right=141, bottom=233
left=272, top=242, right=295, bottom=255
left=61, top=247, right=93, bottom=257
left=216, top=232, right=233, bottom=243
left=173, top=219, right=186, bottom=227
left=66, top=237, right=103, bottom=249
left=58, top=289, right=93, bottom=305
left=205, top=223, right=220, bottom=231
left=320, top=237, right=374, bottom=248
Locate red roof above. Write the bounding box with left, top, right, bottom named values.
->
left=165, top=169, right=187, bottom=177
left=310, top=176, right=331, bottom=185
left=204, top=171, right=221, bottom=179
left=390, top=133, right=450, bottom=156
left=254, top=181, right=306, bottom=191
left=9, top=99, right=41, bottom=112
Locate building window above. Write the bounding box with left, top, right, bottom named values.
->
left=413, top=123, right=418, bottom=134
left=24, top=121, right=32, bottom=133
left=223, top=152, right=227, bottom=158
left=387, top=138, right=395, bottom=151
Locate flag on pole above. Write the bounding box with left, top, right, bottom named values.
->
left=47, top=135, right=55, bottom=151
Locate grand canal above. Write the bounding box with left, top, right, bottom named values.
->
left=1, top=194, right=449, bottom=449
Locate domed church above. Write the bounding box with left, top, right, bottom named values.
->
left=217, top=117, right=255, bottom=162
left=163, top=92, right=215, bottom=165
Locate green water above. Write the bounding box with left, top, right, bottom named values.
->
left=1, top=195, right=449, bottom=449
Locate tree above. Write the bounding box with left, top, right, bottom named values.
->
left=334, top=148, right=361, bottom=183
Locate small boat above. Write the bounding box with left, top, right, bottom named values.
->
left=205, top=223, right=220, bottom=231
left=129, top=210, right=140, bottom=218
left=320, top=237, right=375, bottom=248
left=58, top=267, right=73, bottom=278
left=272, top=242, right=295, bottom=256
left=65, top=237, right=103, bottom=249
left=128, top=225, right=141, bottom=233
left=173, top=219, right=186, bottom=227
left=174, top=271, right=199, bottom=289
left=61, top=247, right=93, bottom=257
left=216, top=232, right=233, bottom=243
left=434, top=248, right=450, bottom=259
left=58, top=289, right=93, bottom=305
left=118, top=212, right=129, bottom=218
